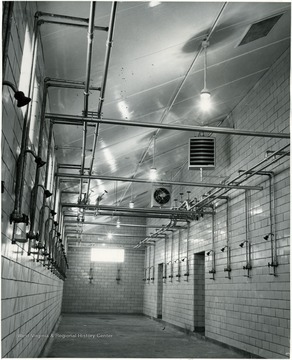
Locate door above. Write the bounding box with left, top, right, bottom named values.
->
left=194, top=252, right=205, bottom=334
left=157, top=263, right=163, bottom=318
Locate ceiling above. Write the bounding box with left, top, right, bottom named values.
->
left=36, top=1, right=290, bottom=241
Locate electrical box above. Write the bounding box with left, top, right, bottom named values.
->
left=188, top=137, right=215, bottom=170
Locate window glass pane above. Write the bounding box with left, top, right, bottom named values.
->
left=91, top=248, right=124, bottom=263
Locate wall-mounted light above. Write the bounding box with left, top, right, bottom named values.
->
left=200, top=40, right=212, bottom=112
left=24, top=149, right=46, bottom=168
left=3, top=80, right=31, bottom=107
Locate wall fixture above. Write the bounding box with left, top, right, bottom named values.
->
left=221, top=245, right=231, bottom=279
left=24, top=149, right=46, bottom=168
left=89, top=267, right=93, bottom=284
left=200, top=40, right=211, bottom=112
left=149, top=135, right=157, bottom=181
left=206, top=250, right=216, bottom=280
left=3, top=80, right=32, bottom=107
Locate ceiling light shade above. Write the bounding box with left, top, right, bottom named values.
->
left=149, top=167, right=157, bottom=181
left=200, top=40, right=212, bottom=112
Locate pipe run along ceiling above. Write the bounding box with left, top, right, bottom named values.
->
left=36, top=1, right=291, bottom=237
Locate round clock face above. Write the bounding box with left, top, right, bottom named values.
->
left=154, top=188, right=171, bottom=205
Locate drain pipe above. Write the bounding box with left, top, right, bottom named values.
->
left=80, top=1, right=96, bottom=203
left=84, top=1, right=117, bottom=204
left=11, top=14, right=39, bottom=227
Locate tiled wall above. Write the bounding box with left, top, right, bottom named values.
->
left=143, top=49, right=290, bottom=359
left=62, top=247, right=145, bottom=313
left=2, top=2, right=63, bottom=357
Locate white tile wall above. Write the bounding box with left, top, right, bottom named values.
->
left=143, top=49, right=290, bottom=358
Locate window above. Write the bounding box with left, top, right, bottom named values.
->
left=91, top=248, right=124, bottom=263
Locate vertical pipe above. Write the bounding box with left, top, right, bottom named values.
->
left=152, top=243, right=155, bottom=281
left=2, top=1, right=14, bottom=75
left=163, top=235, right=167, bottom=282
left=17, top=16, right=39, bottom=216
left=268, top=176, right=274, bottom=268
left=184, top=222, right=190, bottom=280
left=148, top=246, right=151, bottom=283
left=271, top=174, right=277, bottom=269
left=28, top=81, right=48, bottom=242
left=170, top=231, right=174, bottom=282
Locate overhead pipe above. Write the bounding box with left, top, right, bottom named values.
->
left=61, top=202, right=203, bottom=217
left=64, top=220, right=167, bottom=229
left=56, top=172, right=263, bottom=191
left=83, top=2, right=118, bottom=205
left=37, top=19, right=107, bottom=32
left=64, top=210, right=191, bottom=220
left=189, top=144, right=290, bottom=212
left=45, top=113, right=290, bottom=139
left=36, top=11, right=92, bottom=23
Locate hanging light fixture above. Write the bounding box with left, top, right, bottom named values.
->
left=108, top=232, right=113, bottom=240
left=116, top=217, right=121, bottom=228
left=149, top=135, right=157, bottom=181
left=200, top=40, right=212, bottom=111
left=129, top=201, right=134, bottom=209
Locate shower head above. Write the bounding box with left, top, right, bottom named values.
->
left=206, top=250, right=213, bottom=256
left=50, top=210, right=57, bottom=217
left=239, top=241, right=247, bottom=248
left=221, top=246, right=227, bottom=252
left=263, top=233, right=273, bottom=240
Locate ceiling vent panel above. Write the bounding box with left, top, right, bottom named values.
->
left=188, top=137, right=215, bottom=170
left=238, top=14, right=282, bottom=46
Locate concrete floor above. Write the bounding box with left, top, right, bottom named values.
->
left=43, top=314, right=247, bottom=358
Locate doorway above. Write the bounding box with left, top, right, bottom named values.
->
left=193, top=252, right=205, bottom=334
left=157, top=263, right=164, bottom=318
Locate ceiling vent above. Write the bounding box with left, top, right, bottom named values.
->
left=188, top=137, right=215, bottom=170
left=238, top=14, right=282, bottom=46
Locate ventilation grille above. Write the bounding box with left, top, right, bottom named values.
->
left=238, top=14, right=282, bottom=46
left=188, top=137, right=215, bottom=170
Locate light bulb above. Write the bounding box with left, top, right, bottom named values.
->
left=116, top=219, right=120, bottom=228
left=200, top=89, right=211, bottom=111
left=129, top=201, right=134, bottom=209
left=108, top=233, right=112, bottom=240
left=149, top=167, right=157, bottom=181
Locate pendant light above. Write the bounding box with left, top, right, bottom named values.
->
left=116, top=217, right=121, bottom=228
left=149, top=135, right=157, bottom=181
left=200, top=40, right=211, bottom=111
left=129, top=183, right=134, bottom=208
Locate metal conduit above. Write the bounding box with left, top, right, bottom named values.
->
left=56, top=172, right=263, bottom=191
left=80, top=1, right=96, bottom=203
left=189, top=145, right=290, bottom=211
left=61, top=202, right=202, bottom=216
left=45, top=113, right=290, bottom=139
left=83, top=1, right=118, bottom=204
left=38, top=19, right=107, bottom=32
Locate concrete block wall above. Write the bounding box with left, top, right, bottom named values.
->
left=62, top=247, right=145, bottom=313
left=143, top=48, right=290, bottom=359
left=2, top=2, right=63, bottom=357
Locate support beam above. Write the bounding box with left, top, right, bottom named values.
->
left=45, top=113, right=290, bottom=139
left=56, top=172, right=263, bottom=191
